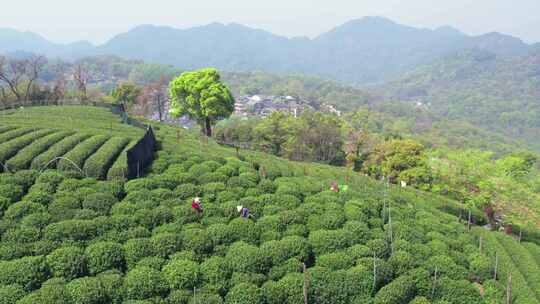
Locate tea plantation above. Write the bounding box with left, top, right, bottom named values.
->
left=0, top=106, right=539, bottom=304
left=0, top=106, right=144, bottom=179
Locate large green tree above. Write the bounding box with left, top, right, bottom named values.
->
left=363, top=139, right=432, bottom=188
left=169, top=68, right=234, bottom=137
left=254, top=111, right=296, bottom=155
left=111, top=83, right=142, bottom=106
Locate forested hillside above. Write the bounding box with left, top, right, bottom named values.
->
left=0, top=17, right=535, bottom=84
left=374, top=48, right=540, bottom=151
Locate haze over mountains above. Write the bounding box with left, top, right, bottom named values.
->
left=1, top=16, right=537, bottom=84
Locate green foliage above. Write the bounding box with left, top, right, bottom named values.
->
left=31, top=133, right=92, bottom=170
left=374, top=274, right=415, bottom=304
left=83, top=137, right=129, bottom=179
left=6, top=131, right=72, bottom=170
left=123, top=266, right=168, bottom=300
left=0, top=129, right=54, bottom=164
left=225, top=283, right=263, bottom=304
left=0, top=256, right=48, bottom=291
left=308, top=229, right=350, bottom=255
left=107, top=141, right=134, bottom=180
left=0, top=284, right=26, bottom=304
left=85, top=241, right=125, bottom=274
left=162, top=259, right=200, bottom=290
left=111, top=83, right=142, bottom=105
left=58, top=135, right=110, bottom=175
left=66, top=276, right=107, bottom=304
left=226, top=241, right=268, bottom=274
left=47, top=246, right=87, bottom=280
left=169, top=68, right=234, bottom=136
left=82, top=192, right=117, bottom=215
left=17, top=279, right=72, bottom=304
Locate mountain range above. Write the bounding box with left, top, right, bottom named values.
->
left=1, top=17, right=537, bottom=84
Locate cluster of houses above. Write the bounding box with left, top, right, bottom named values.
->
left=234, top=95, right=341, bottom=118
left=146, top=93, right=342, bottom=129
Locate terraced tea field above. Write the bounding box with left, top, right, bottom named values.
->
left=0, top=106, right=145, bottom=179
left=0, top=106, right=538, bottom=303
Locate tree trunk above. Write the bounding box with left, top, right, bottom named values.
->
left=157, top=95, right=163, bottom=122
left=204, top=117, right=212, bottom=137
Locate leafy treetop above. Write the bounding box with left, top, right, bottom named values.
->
left=169, top=68, right=234, bottom=136
left=111, top=83, right=142, bottom=106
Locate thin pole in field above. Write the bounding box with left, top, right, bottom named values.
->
left=506, top=273, right=512, bottom=304
left=494, top=252, right=498, bottom=280
left=303, top=263, right=309, bottom=304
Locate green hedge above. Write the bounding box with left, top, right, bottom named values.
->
left=0, top=127, right=34, bottom=144
left=106, top=141, right=136, bottom=180
left=473, top=228, right=539, bottom=303
left=30, top=133, right=91, bottom=170
left=0, top=125, right=16, bottom=134
left=0, top=129, right=54, bottom=166
left=83, top=137, right=129, bottom=179
left=58, top=135, right=110, bottom=175
left=5, top=131, right=72, bottom=170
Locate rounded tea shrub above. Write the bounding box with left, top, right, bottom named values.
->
left=85, top=241, right=125, bottom=274
left=225, top=283, right=263, bottom=304
left=66, top=276, right=107, bottom=304
left=225, top=241, right=268, bottom=274
left=82, top=193, right=117, bottom=216
left=0, top=284, right=26, bottom=304
left=162, top=259, right=200, bottom=290
left=123, top=238, right=155, bottom=269
left=46, top=246, right=87, bottom=280
left=123, top=266, right=168, bottom=300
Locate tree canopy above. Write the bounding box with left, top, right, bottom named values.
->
left=169, top=68, right=234, bottom=136
left=111, top=83, right=141, bottom=106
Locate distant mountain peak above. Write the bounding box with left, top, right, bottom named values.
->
left=434, top=26, right=465, bottom=36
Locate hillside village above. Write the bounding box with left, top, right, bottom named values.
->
left=234, top=95, right=341, bottom=118
left=148, top=92, right=342, bottom=128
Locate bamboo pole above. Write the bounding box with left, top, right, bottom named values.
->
left=431, top=266, right=438, bottom=299
left=479, top=236, right=483, bottom=254
left=506, top=273, right=512, bottom=304
left=494, top=252, right=498, bottom=280
left=303, top=263, right=309, bottom=304
left=372, top=251, right=377, bottom=292
left=468, top=209, right=472, bottom=231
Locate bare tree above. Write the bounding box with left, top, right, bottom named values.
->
left=0, top=55, right=47, bottom=102
left=52, top=64, right=67, bottom=101
left=0, top=85, right=6, bottom=103
left=139, top=75, right=168, bottom=120
left=153, top=75, right=168, bottom=121
left=73, top=64, right=89, bottom=101
left=23, top=55, right=47, bottom=101
left=0, top=55, right=26, bottom=101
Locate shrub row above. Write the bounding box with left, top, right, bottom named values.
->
left=0, top=125, right=15, bottom=134
left=0, top=127, right=34, bottom=144
left=5, top=131, right=73, bottom=171
left=474, top=228, right=539, bottom=303
left=30, top=133, right=91, bottom=170
left=57, top=135, right=110, bottom=175
left=495, top=233, right=540, bottom=300
left=522, top=242, right=540, bottom=267
left=0, top=129, right=54, bottom=166
left=107, top=141, right=135, bottom=180
left=83, top=137, right=130, bottom=179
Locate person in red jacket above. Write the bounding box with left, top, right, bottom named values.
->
left=330, top=181, right=340, bottom=193
left=191, top=197, right=203, bottom=213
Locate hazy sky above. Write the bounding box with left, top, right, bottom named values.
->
left=2, top=0, right=540, bottom=45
